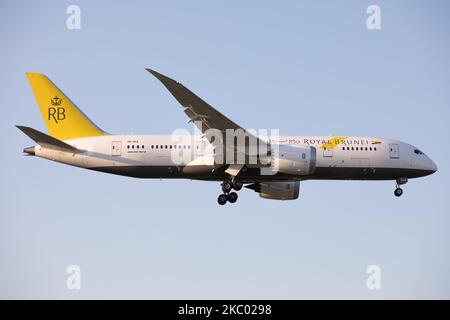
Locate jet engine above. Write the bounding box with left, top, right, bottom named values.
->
left=268, top=144, right=316, bottom=176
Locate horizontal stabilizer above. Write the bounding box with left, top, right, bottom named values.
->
left=16, top=125, right=82, bottom=153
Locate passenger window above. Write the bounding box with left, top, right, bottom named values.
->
left=369, top=147, right=372, bottom=151
left=142, top=145, right=145, bottom=149
left=365, top=147, right=368, bottom=151
left=127, top=145, right=129, bottom=149
left=132, top=145, right=134, bottom=149
left=351, top=147, right=354, bottom=151
left=374, top=147, right=377, bottom=151
left=137, top=145, right=139, bottom=149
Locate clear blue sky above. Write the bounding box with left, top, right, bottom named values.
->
left=1, top=0, right=449, bottom=299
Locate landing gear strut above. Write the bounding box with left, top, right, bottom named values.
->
left=218, top=179, right=242, bottom=205
left=394, top=177, right=408, bottom=197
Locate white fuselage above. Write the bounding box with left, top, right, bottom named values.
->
left=32, top=135, right=437, bottom=182
left=21, top=69, right=438, bottom=202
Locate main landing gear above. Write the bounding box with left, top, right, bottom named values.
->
left=394, top=177, right=408, bottom=197
left=217, top=179, right=242, bottom=205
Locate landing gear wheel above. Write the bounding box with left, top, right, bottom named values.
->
left=222, top=181, right=232, bottom=193
left=232, top=180, right=243, bottom=191
left=227, top=192, right=238, bottom=203
left=394, top=178, right=407, bottom=197
left=217, top=194, right=228, bottom=205
left=394, top=188, right=403, bottom=197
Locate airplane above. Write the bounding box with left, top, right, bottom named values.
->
left=17, top=69, right=437, bottom=205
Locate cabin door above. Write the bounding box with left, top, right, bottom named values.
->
left=111, top=141, right=122, bottom=156
left=389, top=143, right=400, bottom=159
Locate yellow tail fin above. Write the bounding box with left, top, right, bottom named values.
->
left=26, top=72, right=106, bottom=140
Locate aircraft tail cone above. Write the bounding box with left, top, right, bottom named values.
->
left=23, top=146, right=35, bottom=156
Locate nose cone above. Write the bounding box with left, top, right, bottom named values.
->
left=429, top=158, right=438, bottom=173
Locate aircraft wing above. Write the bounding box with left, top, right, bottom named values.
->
left=145, top=69, right=267, bottom=152
left=146, top=68, right=241, bottom=132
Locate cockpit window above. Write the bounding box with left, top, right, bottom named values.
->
left=414, top=149, right=424, bottom=155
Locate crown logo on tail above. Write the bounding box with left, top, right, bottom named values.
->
left=51, top=96, right=62, bottom=106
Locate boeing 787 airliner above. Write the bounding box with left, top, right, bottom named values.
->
left=17, top=69, right=437, bottom=205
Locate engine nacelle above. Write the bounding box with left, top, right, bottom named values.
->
left=270, top=144, right=316, bottom=176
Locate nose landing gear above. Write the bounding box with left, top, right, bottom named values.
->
left=217, top=179, right=242, bottom=205
left=394, top=188, right=403, bottom=197
left=394, top=177, right=408, bottom=197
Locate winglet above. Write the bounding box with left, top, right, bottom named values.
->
left=145, top=68, right=170, bottom=83
left=145, top=68, right=172, bottom=82
left=145, top=68, right=193, bottom=107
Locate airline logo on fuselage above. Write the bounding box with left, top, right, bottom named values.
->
left=285, top=137, right=382, bottom=149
